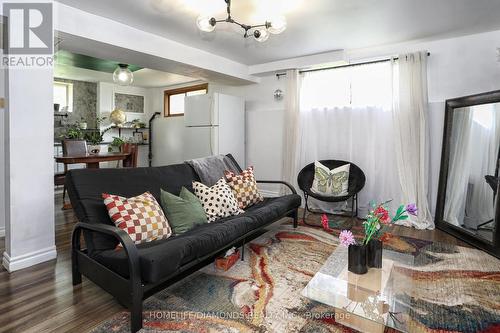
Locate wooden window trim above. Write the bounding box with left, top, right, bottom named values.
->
left=164, top=83, right=208, bottom=117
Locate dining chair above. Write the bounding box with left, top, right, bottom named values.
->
left=58, top=140, right=88, bottom=208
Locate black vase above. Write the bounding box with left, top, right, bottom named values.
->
left=348, top=244, right=367, bottom=274
left=367, top=239, right=383, bottom=268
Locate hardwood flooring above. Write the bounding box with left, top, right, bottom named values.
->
left=0, top=194, right=467, bottom=333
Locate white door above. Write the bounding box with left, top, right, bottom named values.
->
left=183, top=126, right=219, bottom=161
left=218, top=94, right=245, bottom=167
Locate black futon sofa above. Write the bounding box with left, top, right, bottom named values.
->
left=67, top=155, right=301, bottom=332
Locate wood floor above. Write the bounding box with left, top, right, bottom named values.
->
left=0, top=194, right=468, bottom=333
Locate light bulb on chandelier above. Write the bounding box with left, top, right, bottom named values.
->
left=195, top=0, right=286, bottom=43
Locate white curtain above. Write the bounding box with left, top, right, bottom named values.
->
left=392, top=51, right=434, bottom=229
left=282, top=69, right=301, bottom=193
left=444, top=107, right=473, bottom=226
left=298, top=62, right=403, bottom=216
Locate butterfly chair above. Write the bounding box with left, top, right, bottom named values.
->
left=297, top=160, right=366, bottom=226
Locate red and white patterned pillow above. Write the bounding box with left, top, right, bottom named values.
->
left=102, top=192, right=172, bottom=245
left=224, top=166, right=264, bottom=209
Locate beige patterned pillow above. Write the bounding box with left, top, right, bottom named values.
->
left=103, top=192, right=172, bottom=245
left=224, top=166, right=264, bottom=209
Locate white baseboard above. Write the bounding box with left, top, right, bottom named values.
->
left=0, top=227, right=4, bottom=238
left=2, top=246, right=57, bottom=272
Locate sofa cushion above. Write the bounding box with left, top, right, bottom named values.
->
left=66, top=164, right=199, bottom=253
left=192, top=178, right=242, bottom=223
left=242, top=194, right=302, bottom=227
left=103, top=192, right=172, bottom=245
left=93, top=215, right=255, bottom=283
left=160, top=187, right=207, bottom=235
left=224, top=166, right=264, bottom=209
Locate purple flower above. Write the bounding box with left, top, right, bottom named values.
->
left=406, top=203, right=418, bottom=216
left=339, top=230, right=356, bottom=247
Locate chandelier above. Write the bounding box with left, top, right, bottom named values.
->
left=196, top=0, right=287, bottom=42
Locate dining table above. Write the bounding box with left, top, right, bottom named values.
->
left=54, top=151, right=133, bottom=169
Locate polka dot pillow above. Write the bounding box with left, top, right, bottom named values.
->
left=192, top=178, right=242, bottom=222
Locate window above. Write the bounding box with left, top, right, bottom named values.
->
left=53, top=81, right=73, bottom=112
left=164, top=83, right=208, bottom=117
left=300, top=62, right=393, bottom=111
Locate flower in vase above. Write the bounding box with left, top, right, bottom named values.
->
left=321, top=214, right=332, bottom=231
left=339, top=230, right=356, bottom=247
left=406, top=203, right=418, bottom=216
left=374, top=206, right=390, bottom=224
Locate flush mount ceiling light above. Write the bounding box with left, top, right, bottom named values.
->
left=196, top=0, right=287, bottom=42
left=113, top=64, right=134, bottom=86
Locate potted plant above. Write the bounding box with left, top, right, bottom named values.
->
left=84, top=116, right=110, bottom=154
left=328, top=201, right=418, bottom=274
left=61, top=124, right=84, bottom=140
left=108, top=136, right=125, bottom=152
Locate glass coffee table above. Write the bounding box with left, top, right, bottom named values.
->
left=302, top=241, right=500, bottom=333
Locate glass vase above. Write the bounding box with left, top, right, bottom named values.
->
left=367, top=239, right=383, bottom=268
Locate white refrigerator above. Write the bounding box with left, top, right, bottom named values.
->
left=183, top=92, right=246, bottom=167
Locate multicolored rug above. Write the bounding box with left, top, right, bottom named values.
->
left=91, top=219, right=500, bottom=333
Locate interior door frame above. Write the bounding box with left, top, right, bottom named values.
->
left=435, top=90, right=500, bottom=258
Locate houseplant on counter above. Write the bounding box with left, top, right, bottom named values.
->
left=328, top=201, right=417, bottom=274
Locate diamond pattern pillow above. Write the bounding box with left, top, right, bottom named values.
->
left=103, top=192, right=172, bottom=245
left=192, top=178, right=242, bottom=223
left=224, top=166, right=264, bottom=209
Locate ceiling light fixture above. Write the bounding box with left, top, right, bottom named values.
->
left=196, top=0, right=287, bottom=42
left=113, top=64, right=134, bottom=86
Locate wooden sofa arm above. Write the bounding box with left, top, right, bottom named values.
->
left=72, top=222, right=141, bottom=284
left=256, top=180, right=297, bottom=195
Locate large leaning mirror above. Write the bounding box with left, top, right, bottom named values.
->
left=436, top=90, right=500, bottom=258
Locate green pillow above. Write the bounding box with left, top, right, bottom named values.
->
left=160, top=187, right=207, bottom=234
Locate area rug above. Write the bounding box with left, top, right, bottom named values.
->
left=91, top=221, right=500, bottom=333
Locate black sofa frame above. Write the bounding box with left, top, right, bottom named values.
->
left=72, top=180, right=298, bottom=333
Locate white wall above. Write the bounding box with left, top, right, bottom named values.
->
left=0, top=62, right=5, bottom=238
left=3, top=66, right=56, bottom=272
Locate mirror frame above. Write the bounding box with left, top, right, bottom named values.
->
left=436, top=90, right=500, bottom=258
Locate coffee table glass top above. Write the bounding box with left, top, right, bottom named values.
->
left=302, top=241, right=500, bottom=333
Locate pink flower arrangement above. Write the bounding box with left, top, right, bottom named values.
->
left=339, top=230, right=356, bottom=246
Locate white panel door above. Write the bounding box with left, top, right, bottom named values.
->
left=183, top=126, right=219, bottom=161
left=218, top=94, right=245, bottom=167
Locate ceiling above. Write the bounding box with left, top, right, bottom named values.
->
left=54, top=62, right=198, bottom=88
left=55, top=0, right=500, bottom=65
left=56, top=50, right=142, bottom=73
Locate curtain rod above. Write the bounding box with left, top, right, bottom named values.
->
left=275, top=52, right=431, bottom=78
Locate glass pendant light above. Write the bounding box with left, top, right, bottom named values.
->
left=197, top=15, right=216, bottom=32
left=253, top=29, right=269, bottom=42
left=268, top=16, right=287, bottom=34
left=113, top=64, right=134, bottom=86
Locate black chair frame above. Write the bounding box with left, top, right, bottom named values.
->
left=297, top=160, right=366, bottom=226
left=71, top=180, right=298, bottom=333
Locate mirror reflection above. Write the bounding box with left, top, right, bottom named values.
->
left=444, top=102, right=500, bottom=243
